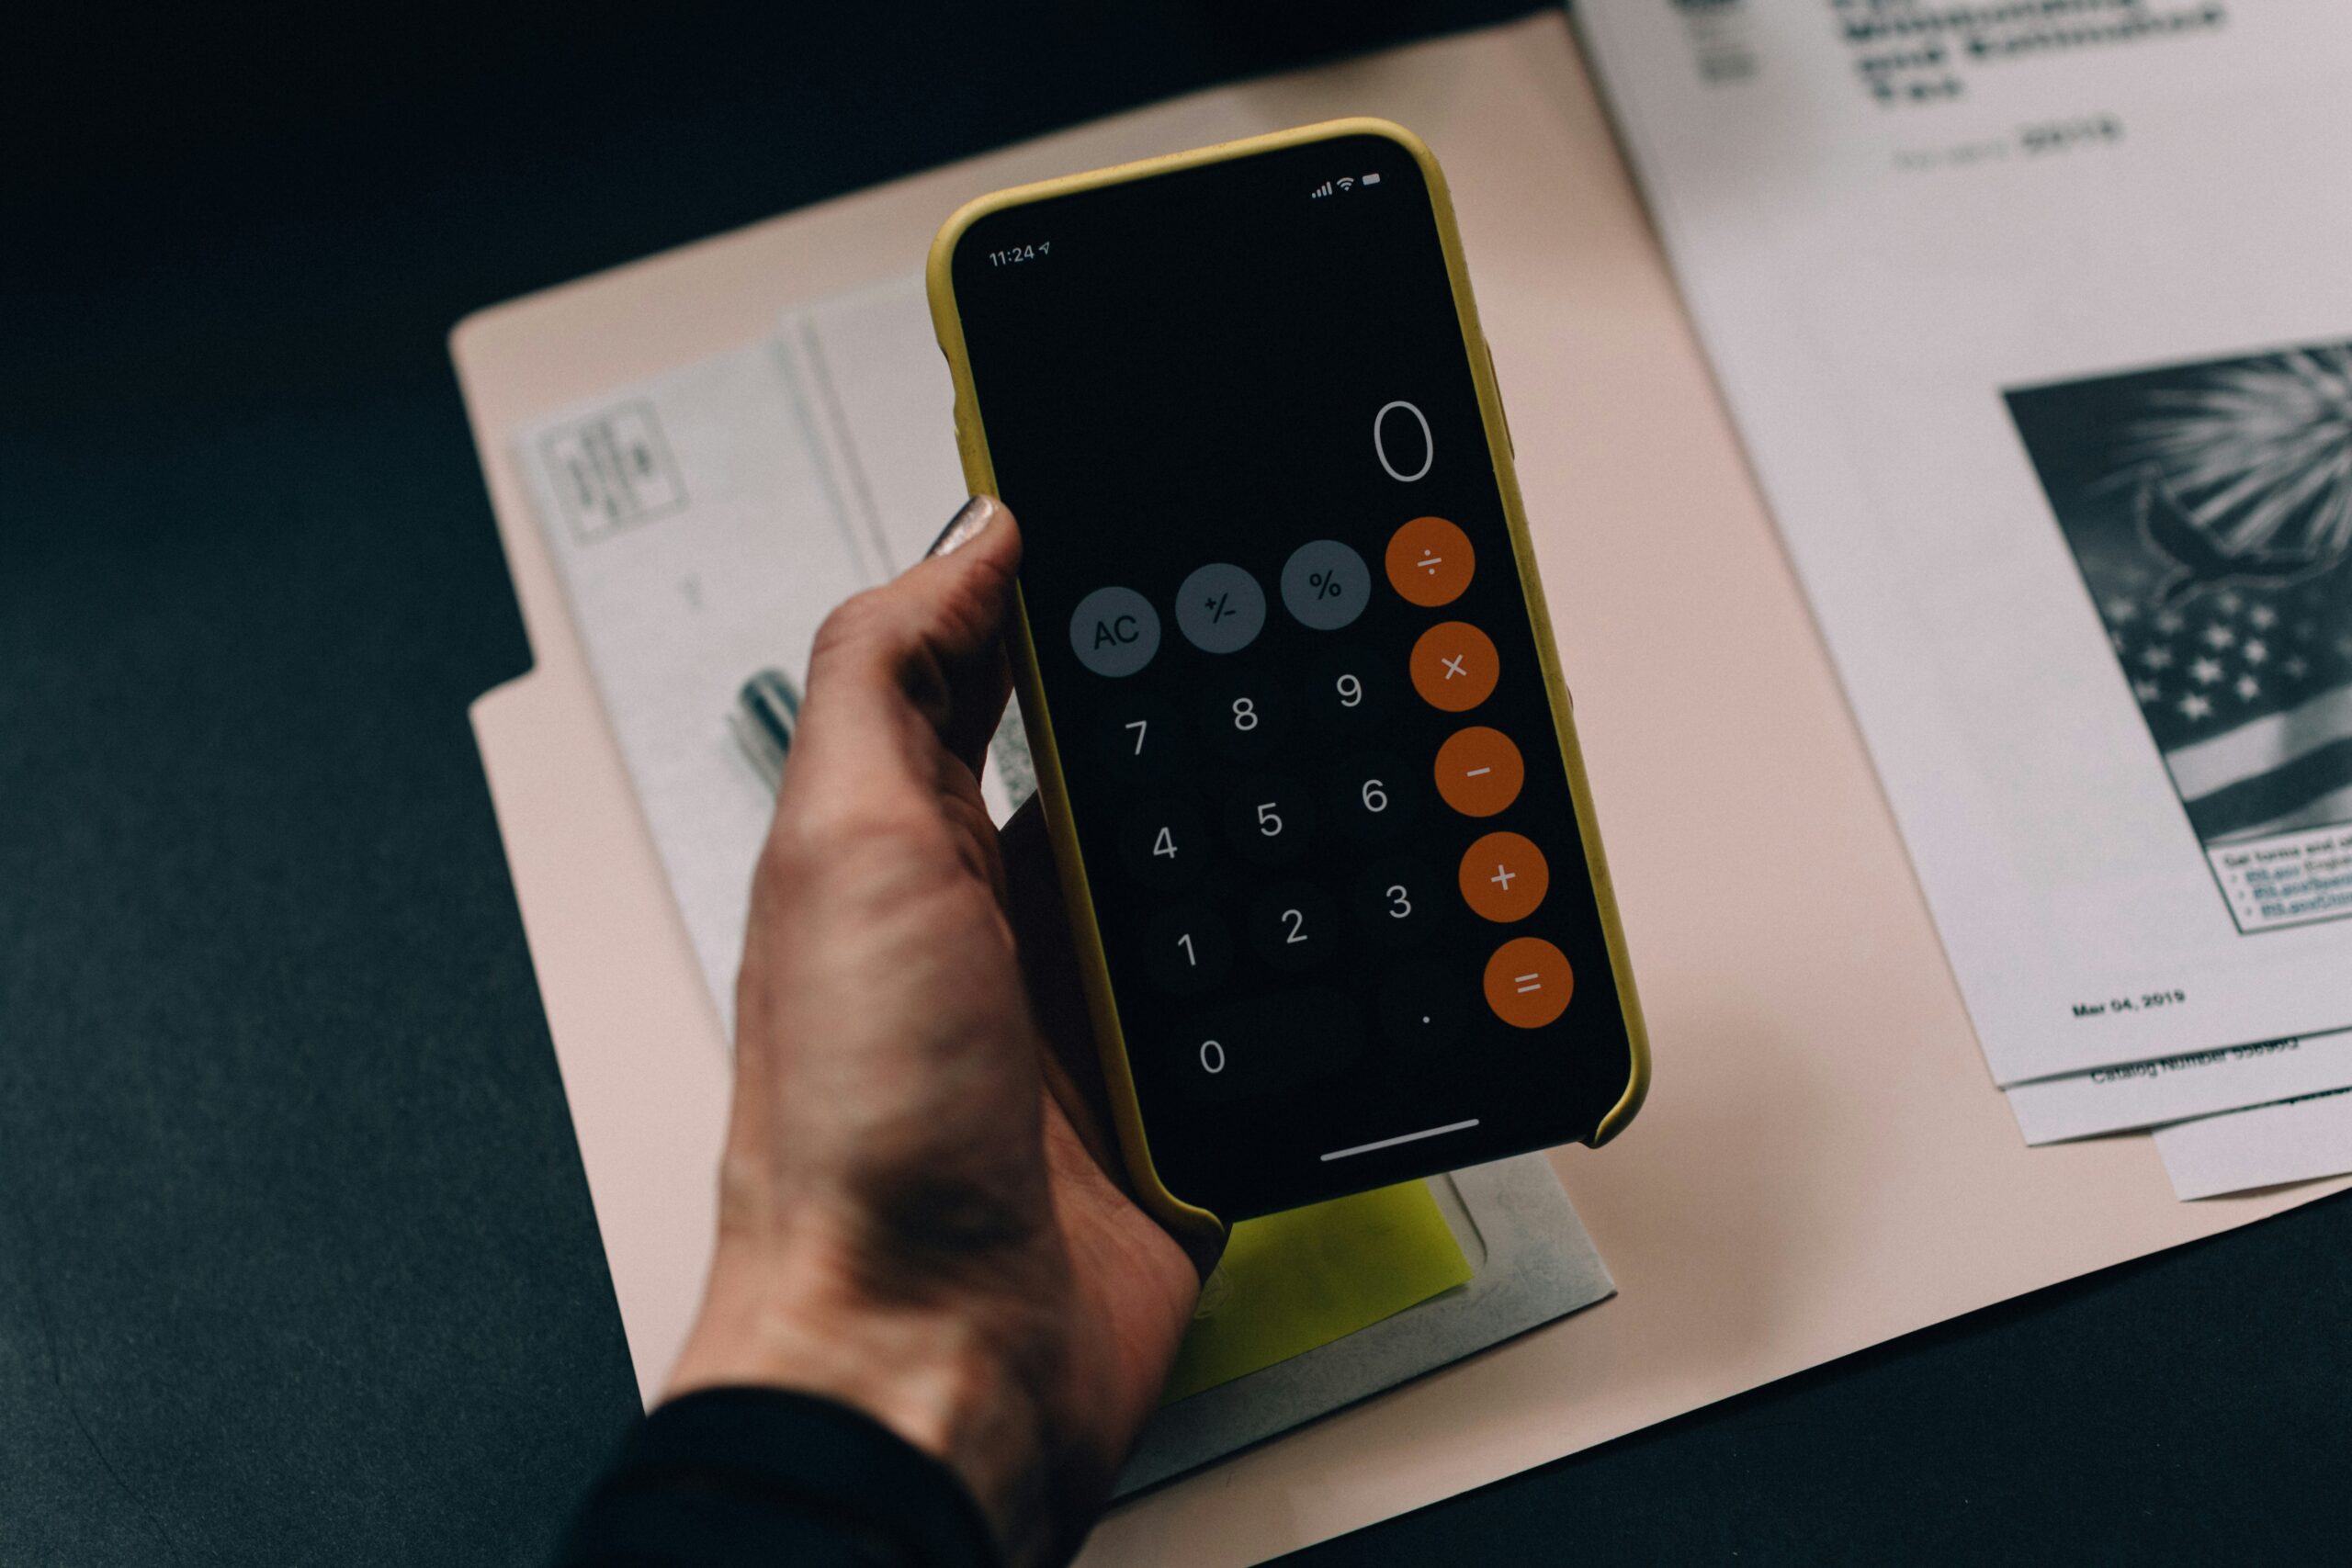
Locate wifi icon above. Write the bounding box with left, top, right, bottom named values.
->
left=1336, top=176, right=1356, bottom=192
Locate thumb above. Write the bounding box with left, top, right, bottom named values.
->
left=796, top=495, right=1023, bottom=789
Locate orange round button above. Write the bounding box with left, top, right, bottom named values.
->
left=1484, top=937, right=1575, bottom=1029
left=1433, top=727, right=1523, bottom=817
left=1409, top=621, right=1499, bottom=712
left=1385, top=516, right=1475, bottom=607
left=1459, top=830, right=1549, bottom=923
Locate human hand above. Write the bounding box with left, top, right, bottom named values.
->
left=666, top=497, right=1209, bottom=1565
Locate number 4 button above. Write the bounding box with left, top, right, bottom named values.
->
left=1118, top=800, right=1206, bottom=891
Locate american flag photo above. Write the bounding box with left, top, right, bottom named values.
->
left=2008, top=344, right=2352, bottom=881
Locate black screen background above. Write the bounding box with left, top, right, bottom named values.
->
left=951, top=131, right=1631, bottom=1218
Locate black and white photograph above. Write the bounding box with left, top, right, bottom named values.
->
left=2010, top=344, right=2352, bottom=931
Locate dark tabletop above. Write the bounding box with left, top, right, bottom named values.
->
left=4, top=3, right=2347, bottom=1562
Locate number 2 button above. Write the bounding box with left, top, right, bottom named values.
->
left=1247, top=884, right=1338, bottom=972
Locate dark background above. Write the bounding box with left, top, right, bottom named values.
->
left=2, top=3, right=2345, bottom=1562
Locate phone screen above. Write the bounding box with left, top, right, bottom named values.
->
left=948, top=130, right=1634, bottom=1218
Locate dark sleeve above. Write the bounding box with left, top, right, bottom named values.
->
left=552, top=1387, right=1002, bottom=1568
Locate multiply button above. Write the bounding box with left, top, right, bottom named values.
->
left=1385, top=515, right=1475, bottom=607
left=1069, top=587, right=1160, bottom=678
left=1459, top=830, right=1549, bottom=922
left=1484, top=936, right=1574, bottom=1029
left=1176, top=563, right=1266, bottom=654
left=1409, top=621, right=1498, bottom=712
left=1433, top=727, right=1523, bottom=817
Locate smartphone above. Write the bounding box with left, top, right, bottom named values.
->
left=928, top=118, right=1647, bottom=1229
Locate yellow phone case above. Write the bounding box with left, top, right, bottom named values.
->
left=927, top=118, right=1650, bottom=1235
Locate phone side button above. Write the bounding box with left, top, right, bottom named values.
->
left=1483, top=337, right=1516, bottom=457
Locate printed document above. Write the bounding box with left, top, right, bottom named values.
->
left=1578, top=1, right=2352, bottom=1091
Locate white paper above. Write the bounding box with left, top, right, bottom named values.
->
left=2007, top=1028, right=2352, bottom=1144
left=1577, top=0, right=2352, bottom=1086
left=512, top=276, right=1018, bottom=1028
left=2154, top=1087, right=2352, bottom=1199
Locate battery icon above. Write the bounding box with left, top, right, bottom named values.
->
left=1362, top=172, right=1382, bottom=186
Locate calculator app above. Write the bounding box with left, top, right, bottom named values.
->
left=950, top=131, right=1635, bottom=1218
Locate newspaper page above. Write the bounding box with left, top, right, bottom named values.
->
left=1577, top=1, right=2352, bottom=1092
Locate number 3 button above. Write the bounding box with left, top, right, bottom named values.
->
left=1353, top=857, right=1435, bottom=949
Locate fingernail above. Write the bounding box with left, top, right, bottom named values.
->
left=928, top=494, right=1000, bottom=558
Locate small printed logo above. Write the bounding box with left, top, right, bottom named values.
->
left=1673, top=0, right=1758, bottom=84
left=538, top=400, right=688, bottom=544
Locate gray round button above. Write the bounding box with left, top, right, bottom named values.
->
left=1175, top=563, right=1266, bottom=654
left=1280, top=540, right=1371, bottom=631
left=1069, top=587, right=1160, bottom=678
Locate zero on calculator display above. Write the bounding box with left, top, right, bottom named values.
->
left=947, top=130, right=1636, bottom=1220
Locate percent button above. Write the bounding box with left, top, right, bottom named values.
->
left=1280, top=540, right=1371, bottom=631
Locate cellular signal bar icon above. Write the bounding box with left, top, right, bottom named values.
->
left=1310, top=180, right=1334, bottom=197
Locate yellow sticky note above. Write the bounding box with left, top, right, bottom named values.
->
left=1159, top=1179, right=1474, bottom=1405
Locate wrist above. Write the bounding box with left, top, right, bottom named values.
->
left=668, top=1244, right=1054, bottom=1560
